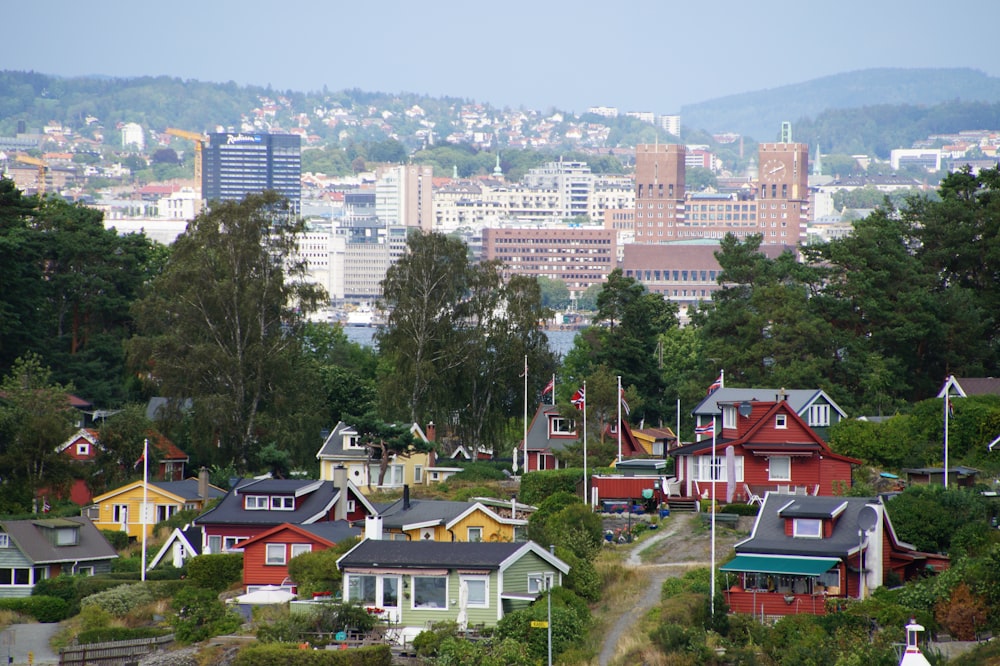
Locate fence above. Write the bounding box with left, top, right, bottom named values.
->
left=59, top=634, right=174, bottom=666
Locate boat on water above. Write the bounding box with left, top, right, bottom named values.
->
left=344, top=308, right=384, bottom=327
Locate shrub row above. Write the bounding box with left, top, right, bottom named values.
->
left=80, top=583, right=154, bottom=618
left=187, top=553, right=243, bottom=592
left=234, top=643, right=391, bottom=666
left=720, top=503, right=762, bottom=516
left=519, top=469, right=583, bottom=506
left=0, top=595, right=71, bottom=622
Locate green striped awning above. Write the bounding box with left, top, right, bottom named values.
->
left=720, top=554, right=839, bottom=576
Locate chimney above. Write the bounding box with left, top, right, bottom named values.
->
left=364, top=514, right=383, bottom=541
left=333, top=465, right=348, bottom=521
left=403, top=484, right=410, bottom=510
left=511, top=497, right=517, bottom=520
left=198, top=467, right=209, bottom=502
left=426, top=422, right=436, bottom=442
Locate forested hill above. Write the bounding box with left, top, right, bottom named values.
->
left=681, top=67, right=1000, bottom=141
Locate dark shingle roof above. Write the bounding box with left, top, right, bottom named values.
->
left=151, top=479, right=225, bottom=501
left=194, top=478, right=340, bottom=527
left=378, top=499, right=474, bottom=529
left=339, top=539, right=524, bottom=569
left=1, top=516, right=117, bottom=564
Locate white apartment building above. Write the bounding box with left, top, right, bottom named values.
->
left=375, top=164, right=434, bottom=231
left=121, top=123, right=145, bottom=150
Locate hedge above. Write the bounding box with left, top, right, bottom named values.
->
left=234, top=642, right=392, bottom=666
left=77, top=627, right=171, bottom=644
left=101, top=529, right=130, bottom=550
left=519, top=469, right=583, bottom=506
left=187, top=553, right=243, bottom=592
left=0, top=595, right=71, bottom=622
left=720, top=503, right=761, bottom=516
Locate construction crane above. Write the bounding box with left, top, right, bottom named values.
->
left=14, top=153, right=48, bottom=195
left=164, top=128, right=208, bottom=192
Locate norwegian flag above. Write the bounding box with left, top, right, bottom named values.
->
left=619, top=388, right=630, bottom=416
left=695, top=420, right=715, bottom=437
left=707, top=372, right=723, bottom=395
left=570, top=386, right=586, bottom=409
left=542, top=376, right=554, bottom=396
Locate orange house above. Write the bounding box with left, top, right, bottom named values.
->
left=238, top=522, right=361, bottom=593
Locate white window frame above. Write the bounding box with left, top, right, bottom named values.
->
left=775, top=413, right=787, bottom=429
left=223, top=536, right=247, bottom=552
left=414, top=466, right=423, bottom=484
left=112, top=504, right=129, bottom=523
left=722, top=405, right=737, bottom=429
left=77, top=566, right=94, bottom=577
left=76, top=443, right=90, bottom=456
left=411, top=576, right=448, bottom=610
left=0, top=534, right=8, bottom=548
left=460, top=575, right=489, bottom=608
left=793, top=518, right=822, bottom=538
left=527, top=572, right=555, bottom=594
left=344, top=435, right=365, bottom=450
left=808, top=404, right=831, bottom=427
left=265, top=543, right=286, bottom=565
left=270, top=496, right=295, bottom=511
left=467, top=526, right=483, bottom=542
left=768, top=455, right=791, bottom=481
left=208, top=535, right=222, bottom=554
left=55, top=527, right=78, bottom=546
left=244, top=495, right=269, bottom=510
left=549, top=417, right=574, bottom=435
left=694, top=455, right=743, bottom=482
left=290, top=543, right=312, bottom=559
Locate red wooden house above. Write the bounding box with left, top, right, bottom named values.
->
left=239, top=522, right=361, bottom=593
left=720, top=493, right=949, bottom=617
left=520, top=404, right=644, bottom=473
left=55, top=428, right=190, bottom=505
left=668, top=399, right=861, bottom=504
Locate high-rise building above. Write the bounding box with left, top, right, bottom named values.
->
left=375, top=165, right=434, bottom=231
left=757, top=142, right=810, bottom=244
left=201, top=132, right=301, bottom=211
left=632, top=143, right=686, bottom=243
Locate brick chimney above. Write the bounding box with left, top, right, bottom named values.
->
left=426, top=422, right=436, bottom=442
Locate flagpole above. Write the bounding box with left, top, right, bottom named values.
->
left=943, top=395, right=949, bottom=489
left=583, top=380, right=588, bottom=506
left=523, top=355, right=528, bottom=475
left=141, top=437, right=148, bottom=582
left=710, top=426, right=716, bottom=615
left=551, top=373, right=556, bottom=407
left=617, top=376, right=622, bottom=464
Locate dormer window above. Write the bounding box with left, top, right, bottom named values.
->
left=0, top=534, right=8, bottom=548
left=245, top=495, right=269, bottom=510
left=793, top=518, right=822, bottom=538
left=722, top=405, right=737, bottom=429
left=549, top=417, right=574, bottom=436
left=344, top=435, right=365, bottom=450
left=271, top=496, right=295, bottom=510
left=55, top=527, right=79, bottom=546
left=775, top=413, right=787, bottom=429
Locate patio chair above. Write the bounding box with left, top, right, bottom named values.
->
left=743, top=483, right=762, bottom=506
left=661, top=476, right=681, bottom=498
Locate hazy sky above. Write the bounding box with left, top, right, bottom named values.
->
left=6, top=1, right=998, bottom=113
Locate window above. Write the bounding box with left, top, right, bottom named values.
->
left=290, top=544, right=312, bottom=559
left=348, top=574, right=377, bottom=604
left=271, top=496, right=295, bottom=510
left=549, top=417, right=574, bottom=435
left=722, top=405, right=737, bottom=429
left=461, top=576, right=489, bottom=608
left=412, top=576, right=447, bottom=609
left=223, top=536, right=247, bottom=552
left=0, top=534, right=8, bottom=548
left=55, top=527, right=78, bottom=546
left=208, top=535, right=222, bottom=554
left=467, top=527, right=483, bottom=542
left=414, top=466, right=423, bottom=484
left=528, top=572, right=554, bottom=594
left=156, top=505, right=178, bottom=522
left=112, top=504, right=128, bottom=523
left=769, top=456, right=791, bottom=481
left=694, top=455, right=744, bottom=482
left=0, top=568, right=34, bottom=586
left=76, top=443, right=90, bottom=456
left=808, top=404, right=831, bottom=427
left=245, top=495, right=269, bottom=510
left=265, top=544, right=286, bottom=565
left=775, top=414, right=787, bottom=429
left=369, top=464, right=404, bottom=487
left=793, top=518, right=822, bottom=538
left=76, top=566, right=94, bottom=577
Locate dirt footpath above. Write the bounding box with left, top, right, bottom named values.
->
left=598, top=511, right=750, bottom=666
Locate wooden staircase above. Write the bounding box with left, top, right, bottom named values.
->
left=666, top=496, right=700, bottom=512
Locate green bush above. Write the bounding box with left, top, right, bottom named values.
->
left=519, top=469, right=582, bottom=505
left=170, top=587, right=242, bottom=644
left=100, top=529, right=130, bottom=550
left=80, top=583, right=154, bottom=618
left=445, top=461, right=509, bottom=481
left=0, top=596, right=71, bottom=622
left=154, top=508, right=201, bottom=536
left=720, top=503, right=761, bottom=516
left=77, top=627, right=170, bottom=644
left=75, top=576, right=135, bottom=599
left=234, top=642, right=391, bottom=665
left=186, top=553, right=243, bottom=592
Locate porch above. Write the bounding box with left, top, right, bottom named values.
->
left=720, top=554, right=843, bottom=617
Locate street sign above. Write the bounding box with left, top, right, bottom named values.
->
left=530, top=620, right=548, bottom=628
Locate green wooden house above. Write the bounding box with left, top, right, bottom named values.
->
left=335, top=539, right=569, bottom=644
left=0, top=517, right=117, bottom=598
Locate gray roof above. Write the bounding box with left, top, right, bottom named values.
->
left=1, top=517, right=118, bottom=564
left=735, top=494, right=884, bottom=558
left=316, top=421, right=357, bottom=458
left=338, top=539, right=526, bottom=569
left=523, top=404, right=577, bottom=452
left=193, top=478, right=342, bottom=527
left=377, top=499, right=477, bottom=529
left=151, top=479, right=225, bottom=502
left=691, top=388, right=846, bottom=419
left=297, top=521, right=362, bottom=544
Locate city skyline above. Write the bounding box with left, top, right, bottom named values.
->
left=5, top=0, right=999, bottom=115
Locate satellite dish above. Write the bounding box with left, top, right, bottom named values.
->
left=738, top=401, right=753, bottom=418
left=856, top=505, right=878, bottom=532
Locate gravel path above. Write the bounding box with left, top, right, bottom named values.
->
left=598, top=512, right=744, bottom=666
left=0, top=623, right=60, bottom=665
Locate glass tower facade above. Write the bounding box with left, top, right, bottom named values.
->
left=202, top=132, right=301, bottom=212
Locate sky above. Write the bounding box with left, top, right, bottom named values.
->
left=5, top=1, right=999, bottom=114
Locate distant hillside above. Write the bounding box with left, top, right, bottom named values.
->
left=681, top=68, right=1000, bottom=141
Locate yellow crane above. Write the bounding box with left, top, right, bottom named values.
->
left=14, top=153, right=48, bottom=195
left=164, top=128, right=208, bottom=191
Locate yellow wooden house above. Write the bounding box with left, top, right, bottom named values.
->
left=87, top=474, right=224, bottom=541
left=374, top=493, right=535, bottom=543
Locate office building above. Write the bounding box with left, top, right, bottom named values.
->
left=202, top=132, right=301, bottom=212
